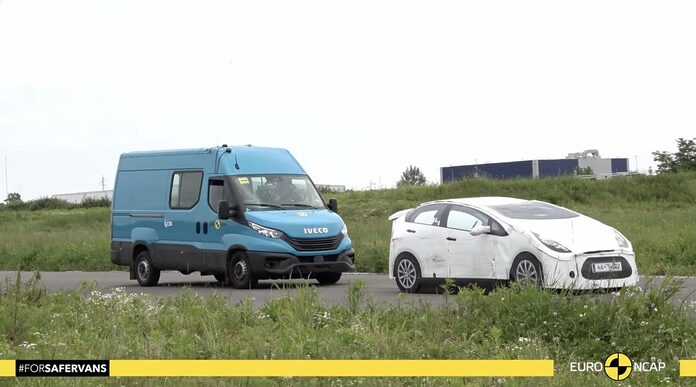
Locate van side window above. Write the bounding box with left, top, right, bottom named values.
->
left=170, top=174, right=181, bottom=208
left=170, top=171, right=203, bottom=209
left=208, top=180, right=223, bottom=211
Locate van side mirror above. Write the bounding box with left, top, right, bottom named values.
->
left=217, top=200, right=235, bottom=220
left=469, top=225, right=491, bottom=236
left=327, top=198, right=338, bottom=213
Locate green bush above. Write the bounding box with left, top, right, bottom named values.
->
left=25, top=197, right=74, bottom=211
left=1, top=174, right=696, bottom=274
left=0, top=275, right=693, bottom=385
left=0, top=196, right=111, bottom=212
left=80, top=197, right=111, bottom=208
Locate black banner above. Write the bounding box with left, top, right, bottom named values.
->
left=15, top=360, right=109, bottom=377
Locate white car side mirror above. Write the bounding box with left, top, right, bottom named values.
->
left=469, top=225, right=491, bottom=236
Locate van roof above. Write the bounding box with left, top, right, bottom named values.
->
left=118, top=145, right=306, bottom=175
left=121, top=145, right=263, bottom=158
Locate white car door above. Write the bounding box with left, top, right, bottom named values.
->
left=399, top=204, right=449, bottom=279
left=445, top=205, right=496, bottom=279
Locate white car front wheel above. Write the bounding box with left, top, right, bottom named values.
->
left=395, top=254, right=422, bottom=293
left=510, top=254, right=543, bottom=287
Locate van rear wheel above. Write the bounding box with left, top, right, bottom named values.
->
left=135, top=250, right=160, bottom=287
left=229, top=251, right=258, bottom=289
left=315, top=272, right=342, bottom=285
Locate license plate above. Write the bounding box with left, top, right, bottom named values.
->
left=592, top=262, right=622, bottom=273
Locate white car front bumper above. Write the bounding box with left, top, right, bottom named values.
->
left=541, top=251, right=639, bottom=290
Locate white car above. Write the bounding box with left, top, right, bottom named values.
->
left=388, top=197, right=638, bottom=292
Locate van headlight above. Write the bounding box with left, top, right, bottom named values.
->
left=248, top=221, right=284, bottom=239
left=532, top=232, right=571, bottom=253
left=341, top=224, right=348, bottom=235
left=614, top=230, right=630, bottom=249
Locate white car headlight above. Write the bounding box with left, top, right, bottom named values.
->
left=614, top=230, right=630, bottom=249
left=341, top=224, right=348, bottom=235
left=248, top=221, right=284, bottom=239
left=532, top=232, right=571, bottom=253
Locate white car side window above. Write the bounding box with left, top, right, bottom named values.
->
left=446, top=209, right=481, bottom=231
left=413, top=210, right=439, bottom=226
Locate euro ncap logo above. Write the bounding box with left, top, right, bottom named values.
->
left=604, top=353, right=632, bottom=381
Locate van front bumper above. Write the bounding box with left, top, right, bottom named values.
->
left=247, top=248, right=355, bottom=278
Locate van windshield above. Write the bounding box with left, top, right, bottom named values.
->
left=231, top=174, right=325, bottom=211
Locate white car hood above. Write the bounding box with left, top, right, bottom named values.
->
left=509, top=216, right=621, bottom=253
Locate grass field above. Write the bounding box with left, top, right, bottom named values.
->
left=0, top=274, right=694, bottom=386
left=0, top=173, right=695, bottom=275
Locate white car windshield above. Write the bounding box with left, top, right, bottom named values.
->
left=489, top=202, right=579, bottom=219
left=231, top=174, right=325, bottom=210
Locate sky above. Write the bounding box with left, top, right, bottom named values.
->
left=0, top=0, right=694, bottom=200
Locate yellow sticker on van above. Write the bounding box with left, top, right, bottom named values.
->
left=238, top=177, right=249, bottom=184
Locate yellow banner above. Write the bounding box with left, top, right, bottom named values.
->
left=681, top=360, right=696, bottom=377
left=0, top=360, right=14, bottom=377
left=109, top=360, right=554, bottom=377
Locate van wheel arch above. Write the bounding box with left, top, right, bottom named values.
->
left=132, top=243, right=149, bottom=262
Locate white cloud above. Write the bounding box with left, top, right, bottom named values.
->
left=1, top=0, right=695, bottom=198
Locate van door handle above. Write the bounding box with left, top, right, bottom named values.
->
left=406, top=229, right=416, bottom=233
left=446, top=237, right=456, bottom=241
left=195, top=222, right=201, bottom=234
left=203, top=222, right=208, bottom=234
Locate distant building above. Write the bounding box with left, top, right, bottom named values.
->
left=441, top=151, right=629, bottom=183
left=52, top=190, right=113, bottom=204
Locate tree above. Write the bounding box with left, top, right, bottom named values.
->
left=4, top=192, right=21, bottom=204
left=653, top=138, right=696, bottom=173
left=397, top=165, right=426, bottom=187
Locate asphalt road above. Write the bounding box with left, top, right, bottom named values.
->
left=3, top=271, right=696, bottom=308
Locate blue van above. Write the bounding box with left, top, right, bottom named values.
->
left=110, top=145, right=355, bottom=287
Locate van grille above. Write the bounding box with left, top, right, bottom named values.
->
left=283, top=234, right=344, bottom=251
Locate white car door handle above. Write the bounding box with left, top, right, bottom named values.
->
left=406, top=229, right=416, bottom=233
left=446, top=237, right=456, bottom=241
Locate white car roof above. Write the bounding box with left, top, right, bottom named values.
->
left=423, top=196, right=531, bottom=209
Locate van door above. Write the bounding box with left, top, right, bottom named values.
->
left=157, top=170, right=205, bottom=272
left=201, top=177, right=242, bottom=273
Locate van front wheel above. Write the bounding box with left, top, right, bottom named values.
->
left=135, top=250, right=160, bottom=287
left=229, top=251, right=258, bottom=289
left=315, top=272, right=342, bottom=285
